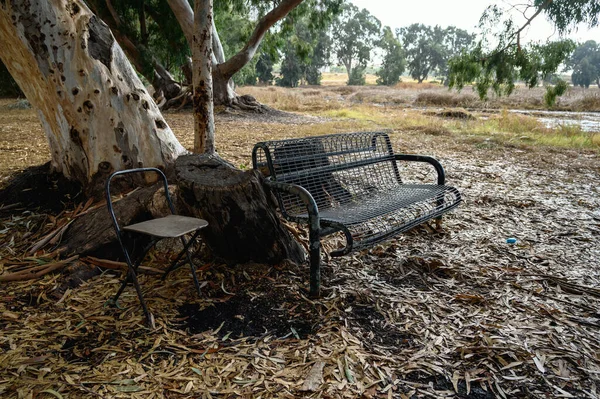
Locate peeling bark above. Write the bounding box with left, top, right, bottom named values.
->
left=0, top=0, right=186, bottom=196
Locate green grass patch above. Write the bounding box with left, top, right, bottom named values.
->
left=320, top=108, right=374, bottom=120
left=307, top=104, right=599, bottom=152
left=459, top=110, right=600, bottom=151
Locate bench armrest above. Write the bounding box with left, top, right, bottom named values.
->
left=395, top=154, right=446, bottom=185
left=264, top=179, right=323, bottom=297
left=263, top=179, right=320, bottom=228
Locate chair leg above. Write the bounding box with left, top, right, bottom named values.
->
left=162, top=231, right=203, bottom=297
left=126, top=266, right=154, bottom=326
left=183, top=239, right=202, bottom=297
left=113, top=240, right=156, bottom=303
left=112, top=239, right=157, bottom=327
left=162, top=230, right=202, bottom=279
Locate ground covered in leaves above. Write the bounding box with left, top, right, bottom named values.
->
left=0, top=95, right=599, bottom=398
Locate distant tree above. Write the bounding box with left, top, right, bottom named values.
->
left=572, top=58, right=597, bottom=88
left=304, top=28, right=332, bottom=85
left=567, top=40, right=600, bottom=88
left=438, top=26, right=476, bottom=84
left=376, top=26, right=406, bottom=86
left=256, top=52, right=275, bottom=85
left=399, top=24, right=445, bottom=83
left=277, top=41, right=303, bottom=87
left=331, top=3, right=381, bottom=85
left=448, top=1, right=585, bottom=106
left=277, top=16, right=333, bottom=87
left=348, top=65, right=367, bottom=85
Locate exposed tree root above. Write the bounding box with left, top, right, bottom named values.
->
left=160, top=86, right=192, bottom=111
left=159, top=86, right=268, bottom=114
left=229, top=94, right=265, bottom=112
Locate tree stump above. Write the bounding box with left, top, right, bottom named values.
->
left=175, top=154, right=305, bottom=265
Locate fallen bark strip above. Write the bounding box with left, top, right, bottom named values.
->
left=83, top=256, right=163, bottom=275
left=0, top=255, right=79, bottom=282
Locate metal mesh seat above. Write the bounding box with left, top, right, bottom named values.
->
left=294, top=184, right=460, bottom=254
left=252, top=131, right=462, bottom=297
left=106, top=168, right=208, bottom=327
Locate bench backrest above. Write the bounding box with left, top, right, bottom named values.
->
left=252, top=132, right=402, bottom=217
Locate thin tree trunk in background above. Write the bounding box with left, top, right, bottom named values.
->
left=193, top=0, right=215, bottom=154
left=167, top=0, right=221, bottom=66
left=0, top=0, right=186, bottom=196
left=344, top=60, right=353, bottom=82
left=168, top=0, right=302, bottom=107
left=139, top=1, right=148, bottom=45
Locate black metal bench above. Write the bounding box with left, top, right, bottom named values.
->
left=252, top=131, right=461, bottom=297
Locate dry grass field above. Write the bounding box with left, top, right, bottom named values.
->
left=0, top=84, right=599, bottom=398
left=320, top=72, right=378, bottom=85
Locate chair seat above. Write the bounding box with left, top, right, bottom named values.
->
left=123, top=215, right=208, bottom=238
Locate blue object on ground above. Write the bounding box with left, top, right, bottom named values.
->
left=506, top=237, right=517, bottom=244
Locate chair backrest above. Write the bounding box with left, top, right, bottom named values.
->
left=252, top=132, right=401, bottom=217
left=106, top=168, right=175, bottom=236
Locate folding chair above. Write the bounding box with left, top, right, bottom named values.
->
left=106, top=168, right=208, bottom=326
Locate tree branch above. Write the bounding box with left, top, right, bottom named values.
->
left=104, top=0, right=122, bottom=26
left=212, top=19, right=226, bottom=64
left=166, top=0, right=193, bottom=44
left=499, top=0, right=554, bottom=54
left=217, top=0, right=303, bottom=80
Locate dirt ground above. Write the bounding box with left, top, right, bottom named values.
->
left=0, top=94, right=599, bottom=398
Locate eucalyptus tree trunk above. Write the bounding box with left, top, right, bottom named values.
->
left=0, top=0, right=186, bottom=196
left=168, top=0, right=302, bottom=108
left=192, top=0, right=215, bottom=154
left=168, top=0, right=234, bottom=107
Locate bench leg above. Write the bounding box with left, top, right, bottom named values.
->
left=309, top=223, right=321, bottom=298
left=435, top=191, right=445, bottom=230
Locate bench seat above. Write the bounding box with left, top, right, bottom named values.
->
left=292, top=184, right=461, bottom=255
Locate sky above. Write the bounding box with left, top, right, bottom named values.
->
left=349, top=0, right=600, bottom=44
